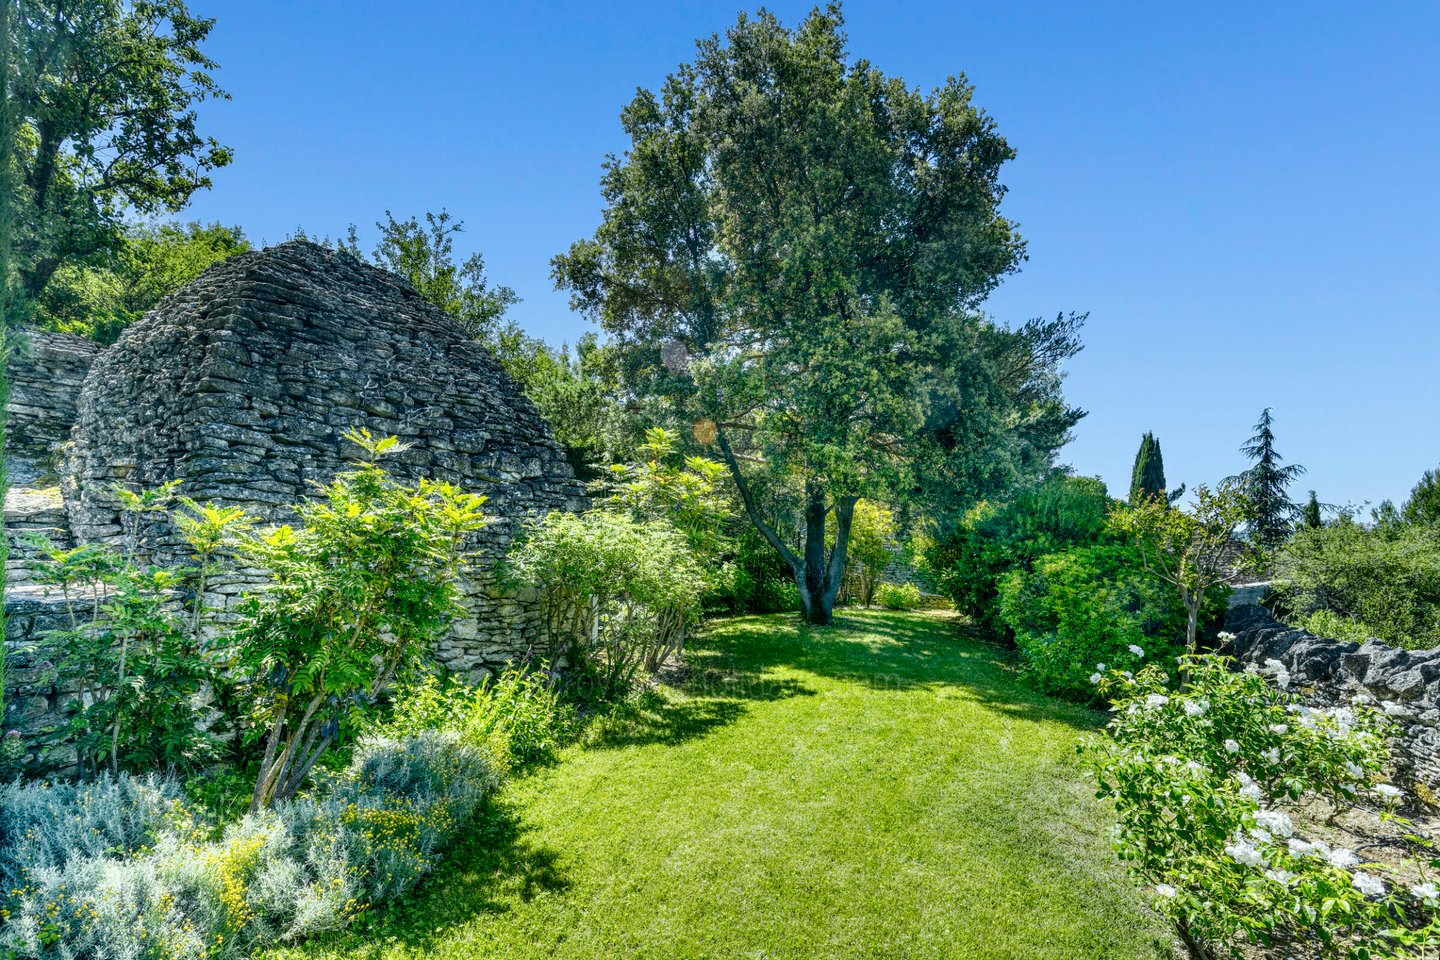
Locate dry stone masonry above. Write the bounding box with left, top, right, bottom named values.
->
left=6, top=241, right=586, bottom=744
left=1224, top=604, right=1440, bottom=799
left=5, top=331, right=100, bottom=479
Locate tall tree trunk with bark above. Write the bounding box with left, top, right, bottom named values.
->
left=717, top=432, right=856, bottom=626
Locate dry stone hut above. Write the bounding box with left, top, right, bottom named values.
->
left=56, top=239, right=585, bottom=679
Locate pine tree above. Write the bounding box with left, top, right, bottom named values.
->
left=1233, top=408, right=1305, bottom=548
left=1302, top=490, right=1323, bottom=529
left=1129, top=433, right=1165, bottom=503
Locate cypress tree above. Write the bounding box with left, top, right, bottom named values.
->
left=1129, top=432, right=1167, bottom=504
left=1234, top=408, right=1305, bottom=548
left=1302, top=490, right=1323, bottom=529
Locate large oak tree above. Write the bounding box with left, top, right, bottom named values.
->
left=554, top=6, right=1083, bottom=624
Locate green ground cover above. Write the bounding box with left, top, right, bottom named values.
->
left=274, top=610, right=1172, bottom=960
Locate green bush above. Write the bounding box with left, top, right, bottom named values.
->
left=1273, top=517, right=1440, bottom=649
left=876, top=582, right=923, bottom=610
left=1, top=732, right=496, bottom=960
left=22, top=490, right=246, bottom=775
left=710, top=523, right=800, bottom=614
left=381, top=667, right=573, bottom=775
left=234, top=429, right=489, bottom=809
left=1084, top=656, right=1438, bottom=959
left=996, top=544, right=1225, bottom=702
left=929, top=473, right=1111, bottom=635
left=1297, top=608, right=1383, bottom=645
left=507, top=510, right=705, bottom=696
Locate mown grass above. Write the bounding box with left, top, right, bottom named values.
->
left=271, top=610, right=1173, bottom=960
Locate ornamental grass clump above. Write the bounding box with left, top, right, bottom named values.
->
left=1084, top=654, right=1440, bottom=959
left=1, top=732, right=495, bottom=960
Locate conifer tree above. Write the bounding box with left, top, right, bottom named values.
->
left=1302, top=490, right=1323, bottom=529
left=1232, top=408, right=1305, bottom=548
left=1129, top=432, right=1165, bottom=503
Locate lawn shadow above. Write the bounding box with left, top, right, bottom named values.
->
left=694, top=609, right=1108, bottom=734
left=575, top=660, right=817, bottom=751
left=305, top=794, right=569, bottom=959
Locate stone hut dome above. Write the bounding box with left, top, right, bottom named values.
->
left=64, top=239, right=586, bottom=677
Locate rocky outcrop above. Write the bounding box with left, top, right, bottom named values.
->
left=1223, top=604, right=1440, bottom=795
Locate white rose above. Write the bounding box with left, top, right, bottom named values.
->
left=1352, top=872, right=1386, bottom=898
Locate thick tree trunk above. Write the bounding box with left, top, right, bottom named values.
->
left=795, top=485, right=858, bottom=626
left=713, top=430, right=858, bottom=627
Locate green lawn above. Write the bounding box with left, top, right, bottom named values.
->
left=276, top=610, right=1174, bottom=960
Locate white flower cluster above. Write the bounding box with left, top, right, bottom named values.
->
left=1234, top=771, right=1262, bottom=801
left=1373, top=783, right=1403, bottom=803
left=1286, top=837, right=1359, bottom=869
left=1252, top=808, right=1295, bottom=839
left=1260, top=658, right=1292, bottom=690
left=1224, top=837, right=1267, bottom=867
left=1352, top=872, right=1386, bottom=898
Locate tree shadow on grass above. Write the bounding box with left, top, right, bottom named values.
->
left=310, top=794, right=569, bottom=959
left=576, top=670, right=816, bottom=751
left=693, top=609, right=1108, bottom=734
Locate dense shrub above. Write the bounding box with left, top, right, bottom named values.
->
left=1, top=732, right=495, bottom=959
left=235, top=430, right=488, bottom=808
left=996, top=544, right=1225, bottom=702
left=844, top=500, right=897, bottom=607
left=929, top=473, right=1111, bottom=635
left=876, top=582, right=922, bottom=610
left=507, top=510, right=705, bottom=696
left=381, top=667, right=573, bottom=775
left=1109, top=481, right=1256, bottom=664
left=1273, top=517, right=1440, bottom=649
left=710, top=522, right=801, bottom=614
left=1297, top=608, right=1383, bottom=645
left=1085, top=655, right=1439, bottom=959
left=22, top=488, right=246, bottom=775
left=17, top=431, right=488, bottom=801
left=0, top=774, right=186, bottom=901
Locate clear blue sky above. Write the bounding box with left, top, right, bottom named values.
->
left=181, top=1, right=1440, bottom=511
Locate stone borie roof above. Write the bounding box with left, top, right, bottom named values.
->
left=62, top=239, right=585, bottom=679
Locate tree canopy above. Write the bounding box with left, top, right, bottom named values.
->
left=2, top=0, right=232, bottom=324
left=1130, top=433, right=1165, bottom=504
left=553, top=6, right=1083, bottom=623
left=342, top=210, right=518, bottom=347
left=35, top=220, right=247, bottom=342
left=1402, top=467, right=1440, bottom=528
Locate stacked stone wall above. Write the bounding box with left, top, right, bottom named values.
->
left=63, top=241, right=586, bottom=680
left=1224, top=604, right=1440, bottom=794
left=4, top=330, right=100, bottom=476
left=5, top=240, right=586, bottom=754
